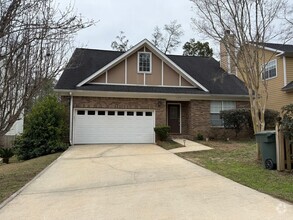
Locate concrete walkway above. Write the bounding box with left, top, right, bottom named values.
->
left=170, top=139, right=212, bottom=153
left=0, top=144, right=292, bottom=220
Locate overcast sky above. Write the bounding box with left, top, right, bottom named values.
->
left=56, top=0, right=218, bottom=55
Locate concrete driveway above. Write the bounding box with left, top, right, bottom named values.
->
left=0, top=144, right=292, bottom=220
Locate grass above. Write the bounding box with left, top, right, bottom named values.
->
left=0, top=153, right=61, bottom=204
left=177, top=140, right=293, bottom=203
left=157, top=140, right=184, bottom=150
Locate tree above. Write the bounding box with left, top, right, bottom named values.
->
left=0, top=0, right=93, bottom=146
left=191, top=0, right=293, bottom=159
left=111, top=31, right=131, bottom=52
left=183, top=39, right=213, bottom=56
left=14, top=95, right=68, bottom=160
left=152, top=20, right=184, bottom=54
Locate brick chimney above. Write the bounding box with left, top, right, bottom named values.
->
left=220, top=30, right=236, bottom=75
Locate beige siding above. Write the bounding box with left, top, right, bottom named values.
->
left=89, top=45, right=195, bottom=88
left=107, top=61, right=125, bottom=84
left=163, top=63, right=179, bottom=86
left=181, top=77, right=192, bottom=86
left=145, top=53, right=161, bottom=85
left=93, top=72, right=106, bottom=83
left=286, top=57, right=293, bottom=83
left=237, top=48, right=293, bottom=111
left=261, top=51, right=293, bottom=111
left=127, top=51, right=144, bottom=85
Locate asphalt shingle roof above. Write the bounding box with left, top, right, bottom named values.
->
left=261, top=43, right=293, bottom=52
left=55, top=48, right=248, bottom=96
left=282, top=81, right=293, bottom=91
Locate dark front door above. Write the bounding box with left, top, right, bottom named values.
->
left=168, top=104, right=180, bottom=133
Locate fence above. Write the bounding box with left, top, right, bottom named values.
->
left=275, top=123, right=292, bottom=171
left=0, top=135, right=16, bottom=148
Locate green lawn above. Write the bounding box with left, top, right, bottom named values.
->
left=0, top=153, right=61, bottom=204
left=157, top=140, right=184, bottom=150
left=177, top=140, right=293, bottom=203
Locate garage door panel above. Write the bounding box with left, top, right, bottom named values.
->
left=73, top=109, right=155, bottom=144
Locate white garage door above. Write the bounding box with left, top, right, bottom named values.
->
left=73, top=109, right=155, bottom=144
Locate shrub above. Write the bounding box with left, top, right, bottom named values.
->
left=154, top=126, right=171, bottom=141
left=280, top=104, right=293, bottom=140
left=196, top=133, right=204, bottom=141
left=220, top=109, right=248, bottom=137
left=14, top=95, right=68, bottom=160
left=264, top=109, right=279, bottom=130
left=220, top=108, right=279, bottom=137
left=0, top=148, right=14, bottom=164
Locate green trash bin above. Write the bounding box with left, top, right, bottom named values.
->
left=255, top=130, right=276, bottom=170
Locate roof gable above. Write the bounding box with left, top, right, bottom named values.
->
left=77, top=39, right=209, bottom=92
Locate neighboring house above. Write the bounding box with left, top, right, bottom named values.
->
left=55, top=39, right=249, bottom=144
left=220, top=33, right=293, bottom=111
left=5, top=117, right=23, bottom=136
left=258, top=43, right=293, bottom=111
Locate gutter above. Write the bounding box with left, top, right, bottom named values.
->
left=55, top=89, right=250, bottom=101
left=69, top=92, right=73, bottom=145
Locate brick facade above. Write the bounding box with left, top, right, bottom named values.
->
left=73, top=96, right=167, bottom=126
left=63, top=96, right=250, bottom=141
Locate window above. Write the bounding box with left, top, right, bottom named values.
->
left=88, top=111, right=95, bottom=115
left=108, top=111, right=115, bottom=116
left=262, top=60, right=277, bottom=80
left=117, top=111, right=124, bottom=116
left=98, top=111, right=105, bottom=115
left=138, top=52, right=151, bottom=73
left=136, top=112, right=143, bottom=116
left=77, top=110, right=85, bottom=115
left=127, top=111, right=134, bottom=116
left=145, top=112, right=152, bottom=116
left=210, top=101, right=236, bottom=126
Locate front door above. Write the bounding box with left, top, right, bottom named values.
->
left=168, top=104, right=180, bottom=133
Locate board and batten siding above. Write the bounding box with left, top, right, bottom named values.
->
left=91, top=46, right=193, bottom=87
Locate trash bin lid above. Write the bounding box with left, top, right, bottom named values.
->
left=255, top=130, right=276, bottom=135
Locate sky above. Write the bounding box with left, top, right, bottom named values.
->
left=56, top=0, right=218, bottom=55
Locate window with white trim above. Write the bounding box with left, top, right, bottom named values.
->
left=262, top=60, right=276, bottom=80
left=138, top=52, right=151, bottom=73
left=210, top=101, right=236, bottom=126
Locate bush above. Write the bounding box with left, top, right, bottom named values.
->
left=196, top=133, right=204, bottom=141
left=0, top=148, right=14, bottom=164
left=14, top=95, right=68, bottom=160
left=264, top=109, right=279, bottom=130
left=220, top=108, right=279, bottom=137
left=154, top=126, right=171, bottom=141
left=280, top=104, right=293, bottom=140
left=220, top=109, right=248, bottom=137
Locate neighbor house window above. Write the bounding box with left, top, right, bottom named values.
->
left=262, top=60, right=277, bottom=80
left=210, top=101, right=236, bottom=126
left=138, top=52, right=151, bottom=73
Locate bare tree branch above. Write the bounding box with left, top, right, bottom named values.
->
left=0, top=0, right=94, bottom=145
left=190, top=0, right=293, bottom=159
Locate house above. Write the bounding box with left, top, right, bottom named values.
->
left=257, top=43, right=293, bottom=111
left=55, top=39, right=249, bottom=144
left=220, top=32, right=293, bottom=111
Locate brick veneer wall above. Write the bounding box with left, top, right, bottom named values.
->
left=73, top=96, right=167, bottom=126
left=188, top=100, right=211, bottom=136
left=62, top=95, right=250, bottom=141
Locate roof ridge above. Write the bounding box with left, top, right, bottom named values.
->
left=76, top=48, right=125, bottom=53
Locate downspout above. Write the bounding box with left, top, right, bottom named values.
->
left=69, top=92, right=73, bottom=145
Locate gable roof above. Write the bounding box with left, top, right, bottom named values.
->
left=261, top=43, right=293, bottom=53
left=168, top=55, right=247, bottom=95
left=55, top=43, right=248, bottom=96
left=282, top=81, right=293, bottom=92
left=77, top=39, right=209, bottom=92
